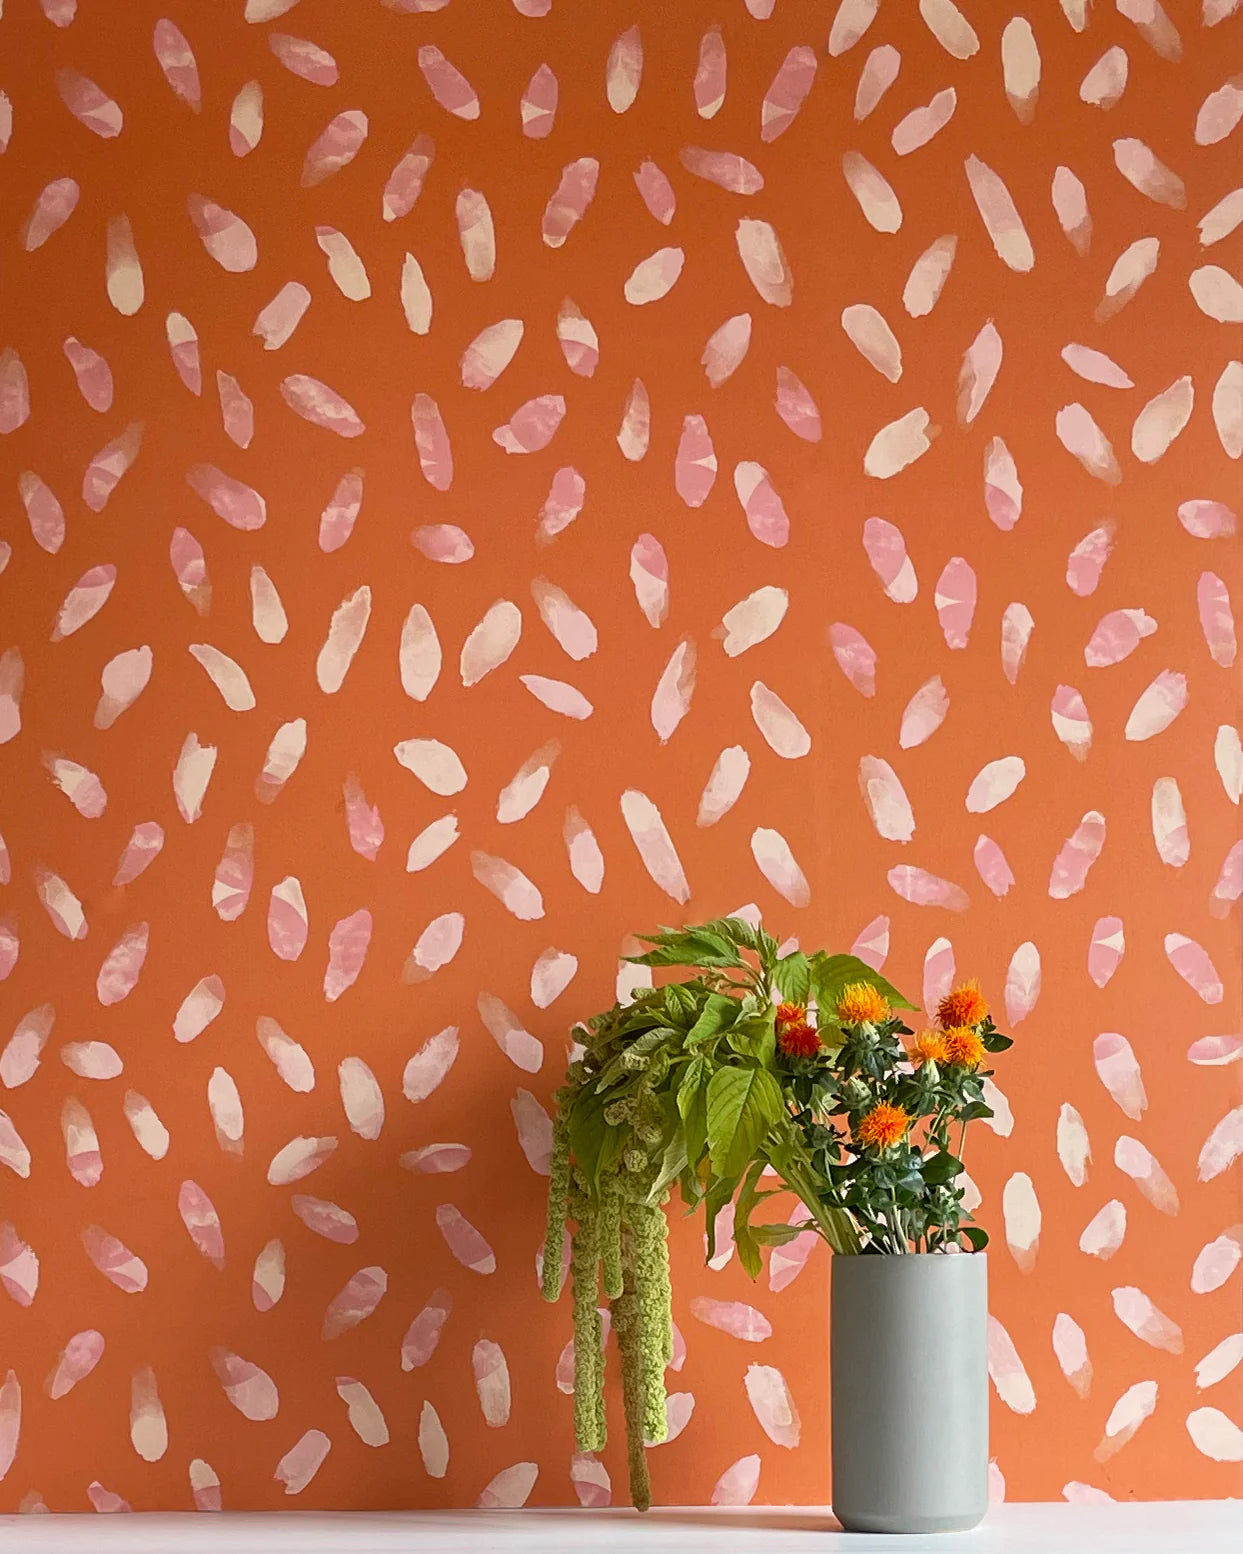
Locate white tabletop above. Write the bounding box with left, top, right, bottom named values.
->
left=0, top=1502, right=1239, bottom=1553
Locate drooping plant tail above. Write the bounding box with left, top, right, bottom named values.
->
left=545, top=1145, right=674, bottom=1509
left=613, top=1222, right=652, bottom=1513
left=599, top=1184, right=623, bottom=1300
left=629, top=1200, right=672, bottom=1442
left=568, top=1182, right=606, bottom=1453
left=540, top=1114, right=571, bottom=1304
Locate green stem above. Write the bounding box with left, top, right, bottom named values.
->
left=886, top=1201, right=905, bottom=1254
left=769, top=1122, right=862, bottom=1255
left=788, top=1162, right=861, bottom=1255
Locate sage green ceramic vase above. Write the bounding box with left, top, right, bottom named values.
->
left=830, top=1251, right=989, bottom=1535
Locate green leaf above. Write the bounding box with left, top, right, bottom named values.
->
left=729, top=1160, right=769, bottom=1280
left=646, top=1134, right=689, bottom=1203
left=626, top=916, right=774, bottom=974
left=707, top=1067, right=784, bottom=1179
left=921, top=1150, right=963, bottom=1186
left=684, top=928, right=745, bottom=960
left=725, top=1014, right=776, bottom=1068
left=677, top=1056, right=710, bottom=1166
left=593, top=1125, right=626, bottom=1193
left=696, top=916, right=764, bottom=953
left=750, top=1222, right=811, bottom=1247
left=569, top=1087, right=628, bottom=1194
left=734, top=1220, right=761, bottom=1279
left=627, top=945, right=735, bottom=969
left=677, top=1055, right=707, bottom=1115
left=961, top=1225, right=989, bottom=1252
left=625, top=925, right=740, bottom=969
left=982, top=1030, right=1013, bottom=1052
left=687, top=992, right=739, bottom=1048
left=661, top=982, right=698, bottom=1026
left=808, top=953, right=919, bottom=1014
left=703, top=1172, right=740, bottom=1261
left=567, top=1091, right=607, bottom=1182
left=771, top=951, right=810, bottom=1003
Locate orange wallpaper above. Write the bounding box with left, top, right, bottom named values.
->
left=1, top=0, right=1241, bottom=1516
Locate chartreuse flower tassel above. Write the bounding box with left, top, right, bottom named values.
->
left=613, top=1225, right=652, bottom=1513
left=568, top=1185, right=605, bottom=1454
left=600, top=1185, right=623, bottom=1300
left=629, top=1200, right=672, bottom=1443
left=540, top=1115, right=572, bottom=1304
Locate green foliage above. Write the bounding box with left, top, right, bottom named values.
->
left=686, top=992, right=739, bottom=1047
left=707, top=1066, right=783, bottom=1178
left=809, top=952, right=919, bottom=1016
left=541, top=916, right=1014, bottom=1511
left=771, top=950, right=810, bottom=1002
left=749, top=1221, right=810, bottom=1248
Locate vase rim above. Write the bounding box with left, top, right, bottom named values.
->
left=832, top=1249, right=988, bottom=1271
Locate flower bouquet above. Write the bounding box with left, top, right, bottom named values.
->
left=541, top=916, right=1012, bottom=1525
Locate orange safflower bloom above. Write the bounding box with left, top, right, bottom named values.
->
left=856, top=1102, right=910, bottom=1150
left=775, top=1001, right=807, bottom=1029
left=909, top=1031, right=949, bottom=1066
left=835, top=982, right=891, bottom=1027
left=777, top=1020, right=821, bottom=1059
left=943, top=1025, right=986, bottom=1069
left=938, top=979, right=989, bottom=1029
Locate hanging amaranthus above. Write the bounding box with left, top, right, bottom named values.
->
left=542, top=918, right=1009, bottom=1509
left=540, top=998, right=679, bottom=1512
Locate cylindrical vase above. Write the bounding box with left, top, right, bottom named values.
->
left=830, top=1251, right=988, bottom=1535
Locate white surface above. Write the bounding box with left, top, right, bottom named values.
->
left=0, top=1503, right=1239, bottom=1553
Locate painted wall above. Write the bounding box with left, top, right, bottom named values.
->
left=1, top=0, right=1241, bottom=1515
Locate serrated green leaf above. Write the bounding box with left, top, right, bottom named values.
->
left=646, top=1134, right=689, bottom=1203
left=594, top=1126, right=626, bottom=1194
left=678, top=1165, right=705, bottom=1209
left=703, top=1172, right=740, bottom=1261
left=684, top=928, right=743, bottom=958
left=921, top=1150, right=963, bottom=1185
left=696, top=916, right=763, bottom=952
left=734, top=1219, right=761, bottom=1278
left=809, top=953, right=918, bottom=1014
left=626, top=944, right=739, bottom=969
left=656, top=983, right=692, bottom=1025
left=771, top=951, right=810, bottom=1003
left=568, top=1088, right=627, bottom=1197
left=687, top=992, right=739, bottom=1048
left=750, top=1222, right=811, bottom=1247
left=706, top=1066, right=784, bottom=1179
left=728, top=1160, right=768, bottom=1279
left=726, top=1015, right=776, bottom=1068
left=677, top=1055, right=709, bottom=1166
left=677, top=1055, right=707, bottom=1115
